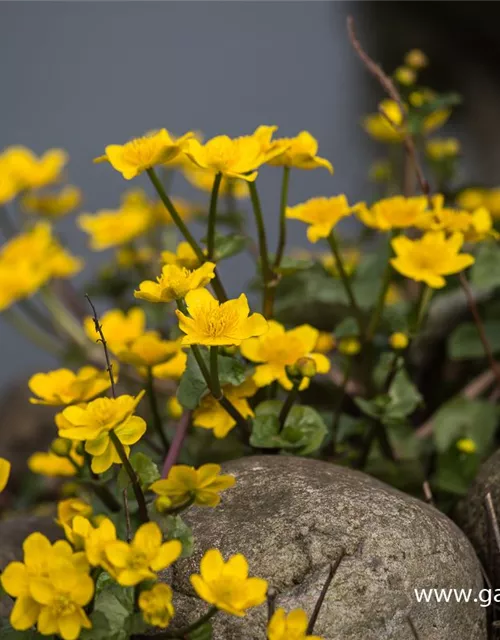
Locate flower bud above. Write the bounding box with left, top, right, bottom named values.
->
left=338, top=337, right=361, bottom=356
left=314, top=332, right=336, bottom=354
left=50, top=438, right=72, bottom=457
left=405, top=49, right=428, bottom=69
left=456, top=438, right=477, bottom=454
left=389, top=332, right=409, bottom=350
left=394, top=66, right=416, bottom=86
left=166, top=397, right=183, bottom=420
left=295, top=357, right=317, bottom=379
left=155, top=496, right=172, bottom=513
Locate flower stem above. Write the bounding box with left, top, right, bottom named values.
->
left=146, top=367, right=169, bottom=455
left=248, top=181, right=274, bottom=318
left=3, top=307, right=61, bottom=357
left=40, top=287, right=89, bottom=349
left=158, top=606, right=218, bottom=639
left=109, top=430, right=149, bottom=523
left=279, top=378, right=301, bottom=429
left=81, top=479, right=122, bottom=513
left=412, top=284, right=433, bottom=334
left=327, top=232, right=363, bottom=333
left=210, top=346, right=222, bottom=399
left=273, top=166, right=290, bottom=268
left=331, top=358, right=352, bottom=456
left=207, top=172, right=222, bottom=260
left=365, top=232, right=394, bottom=342
left=161, top=411, right=191, bottom=478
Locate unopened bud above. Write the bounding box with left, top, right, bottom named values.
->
left=338, top=337, right=361, bottom=356
left=315, top=332, right=336, bottom=354
left=166, top=396, right=183, bottom=420
left=394, top=66, right=416, bottom=86
left=50, top=438, right=72, bottom=457
left=155, top=496, right=172, bottom=513
left=389, top=332, right=409, bottom=350
left=295, top=357, right=317, bottom=379
left=405, top=49, right=428, bottom=69
left=285, top=363, right=301, bottom=383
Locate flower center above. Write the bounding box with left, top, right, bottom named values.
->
left=202, top=307, right=237, bottom=338
left=122, top=138, right=157, bottom=166
left=262, top=336, right=304, bottom=366
left=52, top=593, right=76, bottom=617
left=128, top=550, right=149, bottom=571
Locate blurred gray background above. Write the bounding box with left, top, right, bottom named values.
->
left=2, top=1, right=500, bottom=389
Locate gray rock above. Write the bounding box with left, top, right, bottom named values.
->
left=455, top=448, right=500, bottom=579
left=165, top=456, right=486, bottom=640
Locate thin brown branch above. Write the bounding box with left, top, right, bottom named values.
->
left=307, top=549, right=345, bottom=634
left=485, top=492, right=500, bottom=555
left=85, top=294, right=116, bottom=398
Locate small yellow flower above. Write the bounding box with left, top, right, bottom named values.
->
left=139, top=584, right=175, bottom=628
left=0, top=159, right=20, bottom=205
left=98, top=129, right=193, bottom=179
left=151, top=463, right=236, bottom=508
left=0, top=457, right=11, bottom=492
left=267, top=608, right=323, bottom=640
left=423, top=195, right=497, bottom=242
left=426, top=138, right=460, bottom=161
left=115, top=332, right=181, bottom=368
left=62, top=515, right=94, bottom=551
left=135, top=262, right=216, bottom=303
left=84, top=517, right=117, bottom=571
left=57, top=498, right=93, bottom=530
left=405, top=49, right=428, bottom=69
left=321, top=249, right=360, bottom=277
left=391, top=232, right=474, bottom=288
left=286, top=196, right=353, bottom=243
left=394, top=66, right=416, bottom=86
left=355, top=196, right=430, bottom=231
left=364, top=99, right=449, bottom=143
left=105, top=522, right=182, bottom=586
left=28, top=366, right=112, bottom=406
left=241, top=320, right=330, bottom=390
left=78, top=205, right=149, bottom=250
left=484, top=189, right=500, bottom=219
left=3, top=146, right=68, bottom=190
left=84, top=306, right=146, bottom=352
left=267, top=131, right=333, bottom=173
left=21, top=186, right=82, bottom=218
left=183, top=165, right=249, bottom=199
left=28, top=442, right=82, bottom=478
left=456, top=438, right=477, bottom=454
left=176, top=289, right=268, bottom=347
left=162, top=241, right=201, bottom=269
left=456, top=188, right=486, bottom=212
left=152, top=349, right=187, bottom=381
left=314, top=332, right=336, bottom=354
left=190, top=549, right=267, bottom=617
left=338, top=337, right=361, bottom=356
left=166, top=396, right=183, bottom=419
left=193, top=379, right=257, bottom=438
left=389, top=332, right=409, bottom=350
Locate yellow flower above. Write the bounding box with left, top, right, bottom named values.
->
left=152, top=349, right=187, bottom=381
left=176, top=289, right=268, bottom=347
left=456, top=438, right=477, bottom=454
left=267, top=131, right=333, bottom=173
left=28, top=366, right=112, bottom=406
left=364, top=99, right=449, bottom=143
left=115, top=332, right=181, bottom=368
left=426, top=138, right=460, bottom=161
left=0, top=158, right=20, bottom=205
left=183, top=165, right=249, bottom=199
left=484, top=189, right=500, bottom=218
left=151, top=463, right=236, bottom=509
left=456, top=188, right=486, bottom=212
left=389, top=332, right=409, bottom=350
left=0, top=457, right=11, bottom=492
left=21, top=186, right=82, bottom=218
left=338, top=337, right=361, bottom=356
left=391, top=232, right=474, bottom=288
left=139, top=584, right=175, bottom=628
left=315, top=332, right=336, bottom=354
left=62, top=515, right=94, bottom=551
left=84, top=517, right=117, bottom=571
left=98, top=129, right=193, bottom=179
left=193, top=379, right=257, bottom=438
left=405, top=49, right=428, bottom=69
left=394, top=66, right=416, bottom=86
left=162, top=241, right=201, bottom=269
left=423, top=195, right=497, bottom=242
left=28, top=442, right=82, bottom=478
left=78, top=205, right=149, bottom=250
left=135, top=262, right=216, bottom=303
left=84, top=306, right=146, bottom=352
left=105, top=522, right=181, bottom=586
left=184, top=128, right=282, bottom=182
left=321, top=249, right=359, bottom=277
left=267, top=608, right=323, bottom=640
left=241, top=321, right=330, bottom=390
left=57, top=498, right=93, bottom=530
left=166, top=396, right=183, bottom=419
left=0, top=263, right=45, bottom=312
left=190, top=549, right=267, bottom=617
left=3, top=146, right=68, bottom=190
left=286, top=196, right=352, bottom=243
left=355, top=196, right=430, bottom=231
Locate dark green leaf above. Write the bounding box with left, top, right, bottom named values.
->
left=188, top=623, right=213, bottom=640
left=0, top=622, right=45, bottom=640
left=274, top=256, right=314, bottom=275
left=448, top=321, right=500, bottom=360
left=211, top=233, right=247, bottom=261
left=149, top=514, right=194, bottom=558
left=118, top=452, right=160, bottom=490
left=385, top=369, right=422, bottom=422
left=433, top=397, right=498, bottom=455
left=471, top=243, right=500, bottom=290
left=432, top=449, right=480, bottom=496
left=334, top=317, right=359, bottom=338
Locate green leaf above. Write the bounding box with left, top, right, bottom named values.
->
left=149, top=514, right=194, bottom=558
left=177, top=348, right=248, bottom=409
left=188, top=623, right=213, bottom=640
left=0, top=622, right=44, bottom=640
left=274, top=256, right=314, bottom=276
left=84, top=582, right=136, bottom=640
left=432, top=397, right=498, bottom=455
left=385, top=369, right=422, bottom=423
left=448, top=321, right=500, bottom=360
left=211, top=233, right=247, bottom=261
left=118, top=452, right=160, bottom=490
left=471, top=243, right=500, bottom=290
left=334, top=316, right=359, bottom=338
left=432, top=448, right=480, bottom=496
left=352, top=252, right=389, bottom=309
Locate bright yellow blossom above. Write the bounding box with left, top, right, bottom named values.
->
left=286, top=196, right=353, bottom=243
left=422, top=194, right=497, bottom=242
left=267, top=608, right=323, bottom=640
left=426, top=138, right=460, bottom=161
left=28, top=366, right=112, bottom=406
left=57, top=498, right=93, bottom=530
left=152, top=349, right=187, bottom=381
left=62, top=515, right=94, bottom=551
left=78, top=205, right=149, bottom=250
left=151, top=463, right=235, bottom=509
left=28, top=442, right=82, bottom=478
left=139, top=584, right=175, bottom=628
left=241, top=321, right=330, bottom=390
left=0, top=457, right=11, bottom=492
left=190, top=549, right=267, bottom=617
left=405, top=49, right=428, bottom=69
left=135, top=262, right=216, bottom=303
left=176, top=289, right=268, bottom=347
left=162, top=241, right=201, bottom=269
left=105, top=522, right=182, bottom=586
left=391, top=232, right=474, bottom=288
left=115, top=332, right=181, bottom=369
left=456, top=188, right=486, bottom=212
left=3, top=146, right=68, bottom=190
left=355, top=196, right=430, bottom=231
left=268, top=131, right=333, bottom=173
left=98, top=129, right=193, bottom=180
left=389, top=332, right=409, bottom=350
left=183, top=165, right=249, bottom=199
left=364, top=99, right=449, bottom=143
left=84, top=517, right=117, bottom=571
left=193, top=379, right=257, bottom=438
left=21, top=186, right=81, bottom=218
left=0, top=157, right=19, bottom=205
left=457, top=438, right=477, bottom=454
left=84, top=306, right=146, bottom=352
left=338, top=337, right=361, bottom=356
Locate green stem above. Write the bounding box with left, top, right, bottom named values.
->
left=327, top=232, right=363, bottom=333
left=158, top=606, right=218, bottom=639
left=207, top=172, right=222, bottom=260
left=108, top=430, right=149, bottom=523
left=81, top=479, right=122, bottom=513
left=412, top=284, right=433, bottom=334
left=40, top=287, right=88, bottom=348
left=3, top=307, right=61, bottom=356
left=273, top=166, right=290, bottom=268
left=331, top=358, right=352, bottom=456
left=365, top=232, right=395, bottom=342
left=248, top=181, right=273, bottom=318
left=210, top=346, right=222, bottom=399
left=279, top=379, right=301, bottom=429
left=146, top=368, right=169, bottom=455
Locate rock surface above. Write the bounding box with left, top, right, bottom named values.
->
left=167, top=456, right=486, bottom=640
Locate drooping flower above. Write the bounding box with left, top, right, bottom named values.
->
left=28, top=366, right=112, bottom=406
left=162, top=241, right=201, bottom=269
left=355, top=196, right=430, bottom=231
left=0, top=457, right=11, bottom=492
left=176, top=289, right=268, bottom=347
left=135, top=262, right=216, bottom=303
left=2, top=146, right=68, bottom=190
left=390, top=232, right=474, bottom=288
left=56, top=498, right=93, bottom=531
left=190, top=549, right=267, bottom=617
left=150, top=463, right=236, bottom=509
left=83, top=307, right=146, bottom=352
left=166, top=396, right=183, bottom=419
left=267, top=608, right=324, bottom=640
left=139, top=584, right=175, bottom=628
left=267, top=131, right=333, bottom=173
left=115, top=332, right=181, bottom=369
left=286, top=196, right=353, bottom=243
left=105, top=522, right=182, bottom=586
left=193, top=379, right=257, bottom=438
left=97, top=129, right=193, bottom=180
left=21, top=186, right=82, bottom=218
left=240, top=321, right=330, bottom=390
left=28, top=441, right=82, bottom=478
